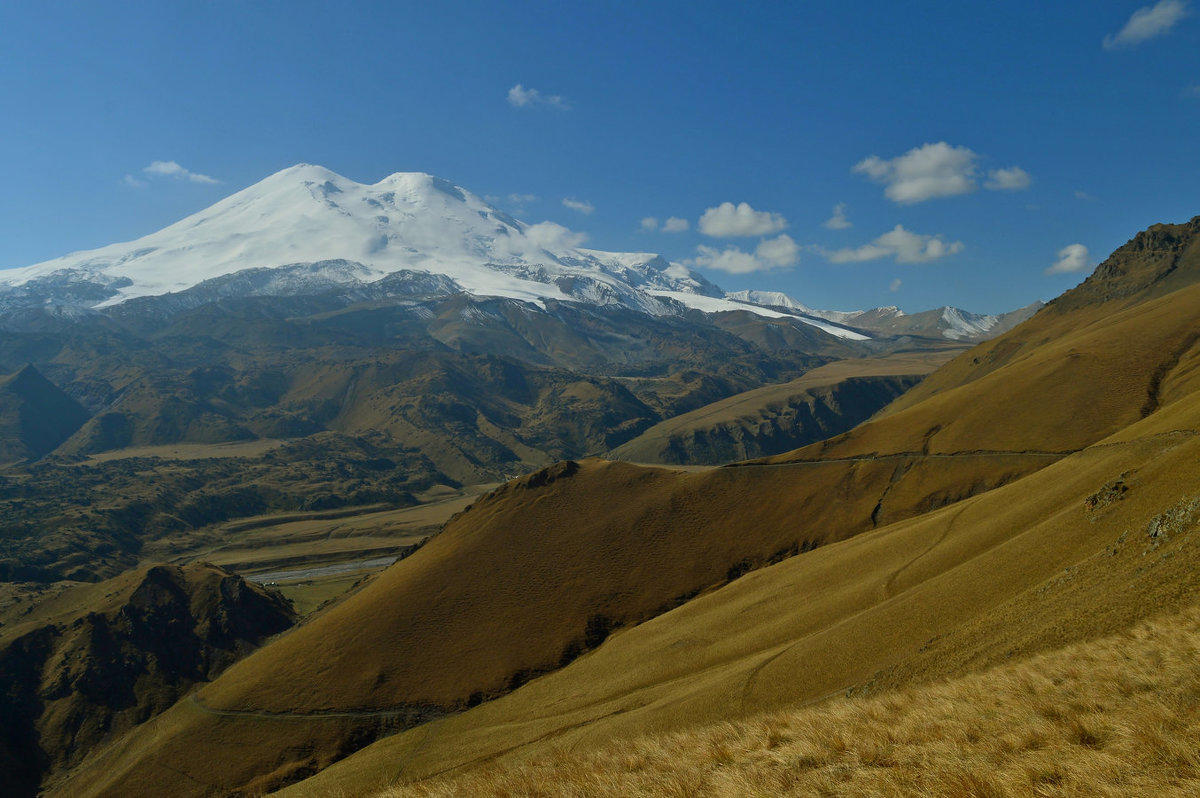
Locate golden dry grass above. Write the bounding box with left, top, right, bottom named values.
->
left=380, top=603, right=1200, bottom=798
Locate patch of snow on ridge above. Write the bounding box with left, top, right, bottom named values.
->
left=651, top=290, right=871, bottom=340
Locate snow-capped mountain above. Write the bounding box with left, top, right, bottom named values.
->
left=1, top=164, right=723, bottom=317
left=0, top=164, right=1032, bottom=344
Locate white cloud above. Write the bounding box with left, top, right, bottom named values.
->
left=523, top=221, right=588, bottom=251
left=823, top=202, right=851, bottom=229
left=562, top=198, right=594, bottom=215
left=1046, top=243, right=1091, bottom=274
left=121, top=174, right=148, bottom=189
left=985, top=166, right=1032, bottom=191
left=507, top=83, right=570, bottom=109
left=698, top=201, right=787, bottom=237
left=853, top=142, right=979, bottom=204
left=690, top=245, right=763, bottom=274
left=641, top=216, right=689, bottom=233
left=1184, top=85, right=1200, bottom=98
left=889, top=278, right=902, bottom=292
left=1103, top=0, right=1190, bottom=49
left=143, top=160, right=220, bottom=184
left=854, top=142, right=1031, bottom=203
left=828, top=225, right=965, bottom=264
left=755, top=234, right=800, bottom=267
left=1074, top=190, right=1096, bottom=200
left=687, top=234, right=799, bottom=274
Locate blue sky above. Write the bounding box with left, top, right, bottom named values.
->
left=2, top=1, right=1198, bottom=314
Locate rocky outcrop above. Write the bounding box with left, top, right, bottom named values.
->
left=0, top=563, right=294, bottom=796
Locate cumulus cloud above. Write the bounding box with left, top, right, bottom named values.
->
left=507, top=83, right=570, bottom=109
left=143, top=160, right=220, bottom=184
left=823, top=202, right=851, bottom=230
left=889, top=278, right=902, bottom=292
left=687, top=234, right=799, bottom=274
left=121, top=174, right=148, bottom=189
left=827, top=225, right=965, bottom=264
left=489, top=221, right=587, bottom=259
left=854, top=142, right=1031, bottom=204
left=1046, top=243, right=1091, bottom=274
left=1103, top=0, right=1190, bottom=49
left=698, top=201, right=788, bottom=237
left=1075, top=190, right=1097, bottom=200
left=641, top=216, right=690, bottom=233
left=985, top=166, right=1032, bottom=191
left=755, top=234, right=800, bottom=267
left=561, top=198, right=594, bottom=215
left=689, top=245, right=763, bottom=274
left=853, top=142, right=979, bottom=204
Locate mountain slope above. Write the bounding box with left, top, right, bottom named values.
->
left=52, top=216, right=1200, bottom=797
left=370, top=601, right=1200, bottom=797
left=278, top=280, right=1200, bottom=796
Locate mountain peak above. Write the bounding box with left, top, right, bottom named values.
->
left=1053, top=215, right=1200, bottom=311
left=0, top=165, right=717, bottom=316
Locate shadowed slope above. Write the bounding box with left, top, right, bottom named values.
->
left=0, top=365, right=89, bottom=465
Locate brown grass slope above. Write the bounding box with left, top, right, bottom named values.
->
left=788, top=216, right=1200, bottom=459
left=377, top=601, right=1200, bottom=798
left=52, top=216, right=1200, bottom=796
left=284, top=342, right=1200, bottom=797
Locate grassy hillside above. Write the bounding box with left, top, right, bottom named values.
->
left=377, top=601, right=1200, bottom=797
left=274, top=380, right=1200, bottom=795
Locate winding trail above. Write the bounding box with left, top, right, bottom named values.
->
left=726, top=449, right=1075, bottom=469
left=882, top=503, right=970, bottom=600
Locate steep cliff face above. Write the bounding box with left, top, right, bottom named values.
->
left=612, top=374, right=924, bottom=465
left=0, top=563, right=294, bottom=797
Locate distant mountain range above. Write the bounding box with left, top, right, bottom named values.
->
left=0, top=164, right=1030, bottom=343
